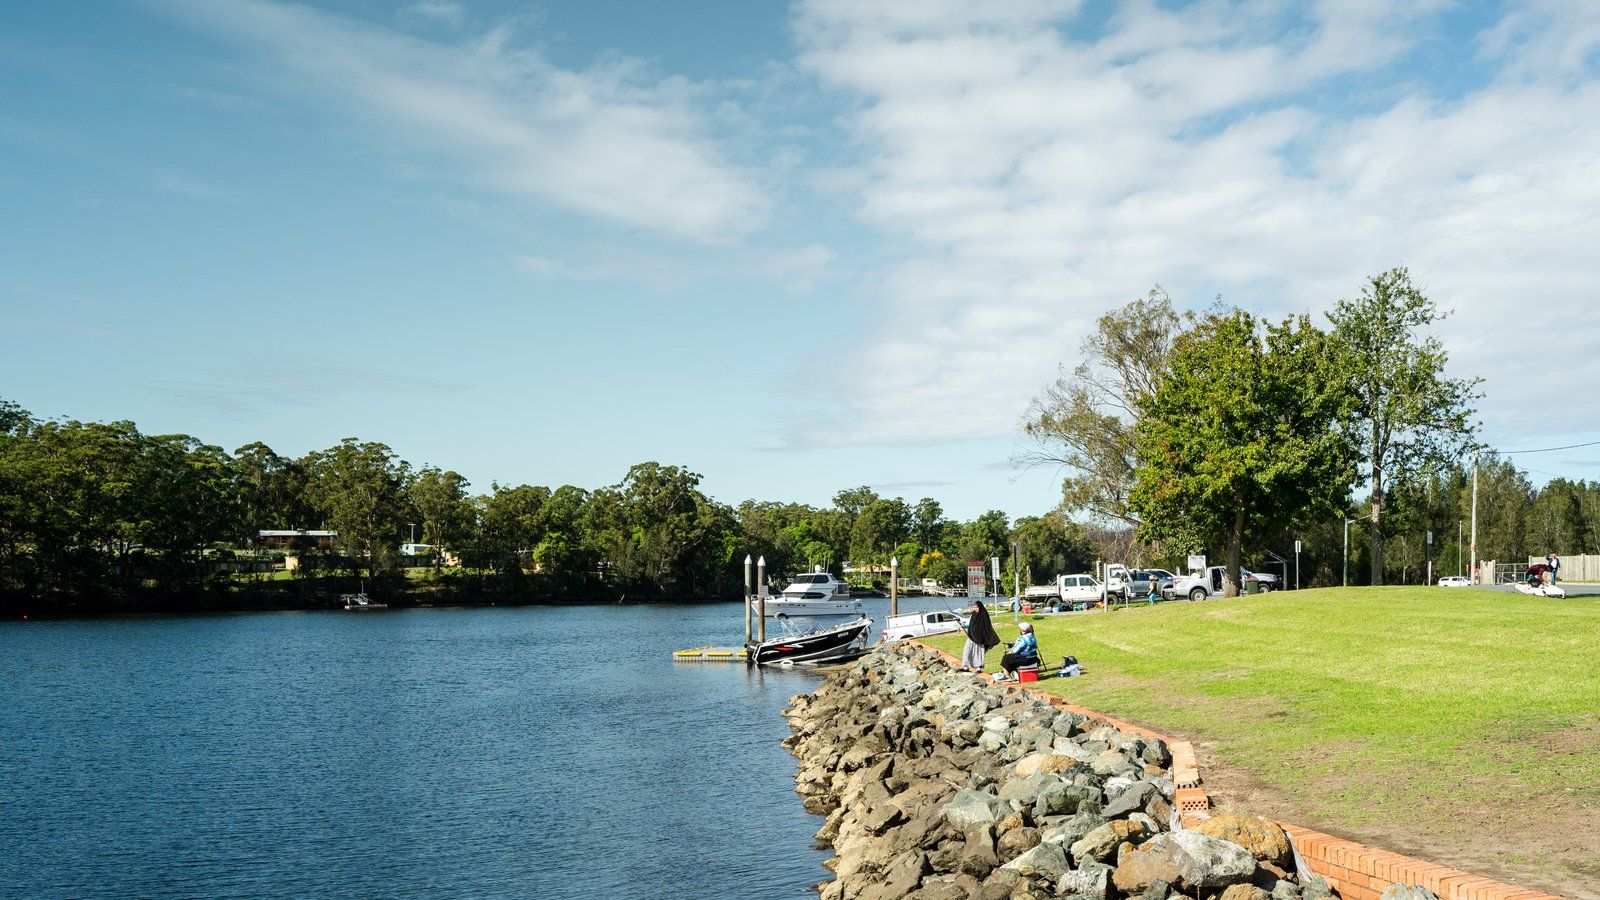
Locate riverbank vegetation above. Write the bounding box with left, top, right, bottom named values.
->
left=0, top=398, right=1099, bottom=613
left=927, top=587, right=1600, bottom=893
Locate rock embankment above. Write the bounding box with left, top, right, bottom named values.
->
left=782, top=643, right=1337, bottom=900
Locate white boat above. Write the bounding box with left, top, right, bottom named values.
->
left=760, top=570, right=863, bottom=617
left=342, top=593, right=387, bottom=610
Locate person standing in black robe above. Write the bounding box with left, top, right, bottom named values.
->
left=959, top=599, right=1000, bottom=672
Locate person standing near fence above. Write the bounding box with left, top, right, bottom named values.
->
left=1547, top=552, right=1560, bottom=583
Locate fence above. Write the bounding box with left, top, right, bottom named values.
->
left=1526, top=554, right=1600, bottom=582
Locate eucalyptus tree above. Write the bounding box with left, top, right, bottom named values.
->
left=303, top=439, right=413, bottom=579
left=1328, top=268, right=1480, bottom=584
left=911, top=497, right=944, bottom=549
left=1023, top=289, right=1191, bottom=526
left=1130, top=310, right=1355, bottom=596
left=410, top=467, right=473, bottom=568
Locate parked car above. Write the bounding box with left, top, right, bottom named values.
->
left=1241, top=567, right=1280, bottom=591
left=1123, top=568, right=1177, bottom=600
left=1437, top=575, right=1471, bottom=588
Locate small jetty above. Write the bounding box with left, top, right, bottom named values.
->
left=673, top=646, right=749, bottom=662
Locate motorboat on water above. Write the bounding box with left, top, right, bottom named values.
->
left=749, top=615, right=873, bottom=666
left=342, top=592, right=387, bottom=610
left=760, top=569, right=863, bottom=617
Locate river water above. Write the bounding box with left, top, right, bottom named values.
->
left=0, top=596, right=970, bottom=898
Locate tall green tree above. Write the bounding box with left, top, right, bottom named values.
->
left=304, top=439, right=412, bottom=580
left=911, top=497, right=944, bottom=549
left=410, top=467, right=473, bottom=567
left=1024, top=290, right=1191, bottom=525
left=852, top=497, right=911, bottom=561
left=232, top=442, right=313, bottom=538
left=1131, top=310, right=1355, bottom=596
left=1328, top=268, right=1480, bottom=584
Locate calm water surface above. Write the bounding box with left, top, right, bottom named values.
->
left=0, top=597, right=965, bottom=898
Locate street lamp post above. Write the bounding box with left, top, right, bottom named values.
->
left=890, top=557, right=899, bottom=618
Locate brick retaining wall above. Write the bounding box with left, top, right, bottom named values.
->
left=906, top=641, right=1566, bottom=900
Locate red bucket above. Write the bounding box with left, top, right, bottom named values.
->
left=1018, top=668, right=1039, bottom=683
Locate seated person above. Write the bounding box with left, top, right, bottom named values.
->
left=997, top=621, right=1039, bottom=682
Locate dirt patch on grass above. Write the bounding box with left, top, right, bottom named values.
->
left=1049, top=676, right=1600, bottom=900
left=1529, top=715, right=1600, bottom=754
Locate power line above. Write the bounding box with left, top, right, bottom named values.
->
left=1499, top=438, right=1600, bottom=455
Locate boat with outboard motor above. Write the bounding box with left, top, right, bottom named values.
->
left=748, top=615, right=873, bottom=666
left=760, top=568, right=863, bottom=617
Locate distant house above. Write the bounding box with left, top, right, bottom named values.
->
left=257, top=530, right=336, bottom=551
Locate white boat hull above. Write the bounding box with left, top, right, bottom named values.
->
left=757, top=598, right=863, bottom=617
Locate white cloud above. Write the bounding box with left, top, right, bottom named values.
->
left=790, top=0, right=1600, bottom=448
left=400, top=2, right=465, bottom=30
left=160, top=0, right=766, bottom=241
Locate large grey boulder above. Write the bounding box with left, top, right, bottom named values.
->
left=1102, top=781, right=1157, bottom=819
left=1041, top=809, right=1106, bottom=848
left=1071, top=819, right=1154, bottom=863
left=944, top=789, right=1012, bottom=832
left=1000, top=842, right=1072, bottom=880
left=1112, top=830, right=1257, bottom=894
left=1057, top=860, right=1111, bottom=900
left=997, top=774, right=1063, bottom=805
left=1034, top=782, right=1100, bottom=817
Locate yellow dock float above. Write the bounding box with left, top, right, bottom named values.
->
left=673, top=646, right=750, bottom=662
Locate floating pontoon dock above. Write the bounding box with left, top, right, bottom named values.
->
left=672, top=646, right=749, bottom=662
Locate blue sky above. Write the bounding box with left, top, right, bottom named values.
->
left=5, top=0, right=1600, bottom=519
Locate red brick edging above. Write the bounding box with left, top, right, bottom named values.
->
left=903, top=641, right=1565, bottom=900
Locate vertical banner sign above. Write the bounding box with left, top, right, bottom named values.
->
left=967, top=562, right=987, bottom=599
left=991, top=556, right=1001, bottom=594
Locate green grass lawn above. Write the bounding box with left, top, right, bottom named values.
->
left=927, top=587, right=1600, bottom=891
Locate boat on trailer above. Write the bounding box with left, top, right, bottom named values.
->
left=749, top=615, right=873, bottom=666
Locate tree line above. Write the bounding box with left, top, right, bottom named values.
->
left=0, top=399, right=1096, bottom=612
left=1023, top=267, right=1591, bottom=593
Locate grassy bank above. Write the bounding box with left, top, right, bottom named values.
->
left=927, top=587, right=1600, bottom=894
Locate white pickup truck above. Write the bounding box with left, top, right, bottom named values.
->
left=1166, top=566, right=1263, bottom=600
left=883, top=609, right=968, bottom=641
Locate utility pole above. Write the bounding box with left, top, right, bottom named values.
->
left=1458, top=520, right=1463, bottom=576
left=1470, top=454, right=1479, bottom=585
left=756, top=556, right=767, bottom=643
left=1294, top=539, right=1301, bottom=591
left=1343, top=518, right=1357, bottom=587
left=744, top=554, right=753, bottom=645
